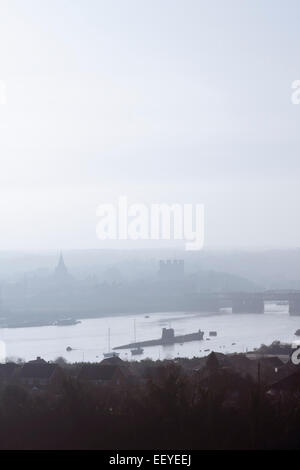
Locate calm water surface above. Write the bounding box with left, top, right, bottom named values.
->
left=0, top=304, right=298, bottom=362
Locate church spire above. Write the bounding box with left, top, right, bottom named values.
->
left=54, top=252, right=71, bottom=281
left=58, top=252, right=66, bottom=270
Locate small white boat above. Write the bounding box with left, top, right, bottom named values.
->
left=131, top=346, right=144, bottom=356
left=103, top=352, right=120, bottom=358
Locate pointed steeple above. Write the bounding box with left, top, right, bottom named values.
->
left=53, top=252, right=71, bottom=281
left=57, top=252, right=67, bottom=272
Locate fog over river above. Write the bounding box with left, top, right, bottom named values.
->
left=0, top=303, right=298, bottom=363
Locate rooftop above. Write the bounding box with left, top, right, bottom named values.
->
left=79, top=364, right=122, bottom=381
left=18, top=363, right=57, bottom=379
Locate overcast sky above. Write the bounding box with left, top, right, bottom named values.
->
left=0, top=0, right=299, bottom=250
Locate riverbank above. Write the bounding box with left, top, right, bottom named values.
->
left=0, top=307, right=298, bottom=364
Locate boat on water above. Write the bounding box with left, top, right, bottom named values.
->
left=209, top=331, right=217, bottom=337
left=131, top=320, right=144, bottom=356
left=295, top=329, right=300, bottom=336
left=103, top=328, right=120, bottom=358
left=114, top=327, right=204, bottom=351
left=103, top=352, right=120, bottom=358
left=131, top=346, right=144, bottom=356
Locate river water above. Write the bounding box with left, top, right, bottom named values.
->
left=0, top=303, right=298, bottom=363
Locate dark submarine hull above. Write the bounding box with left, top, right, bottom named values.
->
left=113, top=329, right=204, bottom=350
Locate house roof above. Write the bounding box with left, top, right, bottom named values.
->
left=198, top=367, right=250, bottom=391
left=259, top=356, right=283, bottom=368
left=227, top=354, right=251, bottom=365
left=79, top=364, right=122, bottom=381
left=269, top=370, right=300, bottom=392
left=206, top=352, right=220, bottom=369
left=100, top=356, right=124, bottom=366
left=0, top=363, right=19, bottom=378
left=18, top=363, right=57, bottom=379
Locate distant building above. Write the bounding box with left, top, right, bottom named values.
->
left=17, top=360, right=62, bottom=387
left=0, top=363, right=19, bottom=383
left=78, top=364, right=129, bottom=385
left=52, top=253, right=73, bottom=284
left=158, top=259, right=184, bottom=281
left=268, top=370, right=300, bottom=394
left=28, top=356, right=47, bottom=364
left=100, top=356, right=125, bottom=366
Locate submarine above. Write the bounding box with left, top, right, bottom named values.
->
left=113, top=327, right=204, bottom=350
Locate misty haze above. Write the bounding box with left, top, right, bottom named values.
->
left=0, top=0, right=300, bottom=454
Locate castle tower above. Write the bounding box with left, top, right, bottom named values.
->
left=158, top=259, right=184, bottom=281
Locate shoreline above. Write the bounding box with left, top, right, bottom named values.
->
left=0, top=309, right=221, bottom=330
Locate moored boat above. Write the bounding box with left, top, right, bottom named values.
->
left=131, top=346, right=144, bottom=356
left=103, top=328, right=120, bottom=358
left=130, top=320, right=144, bottom=355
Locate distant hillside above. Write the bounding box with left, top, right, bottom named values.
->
left=190, top=270, right=262, bottom=293
left=0, top=248, right=300, bottom=289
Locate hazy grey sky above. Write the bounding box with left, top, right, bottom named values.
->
left=0, top=0, right=299, bottom=250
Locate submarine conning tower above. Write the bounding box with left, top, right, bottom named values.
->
left=161, top=327, right=175, bottom=344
